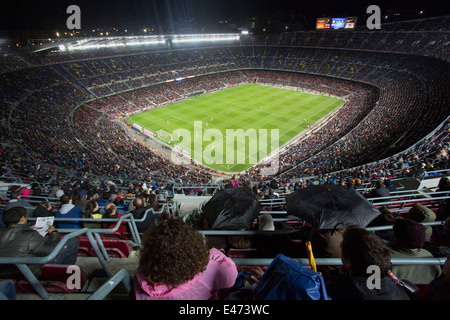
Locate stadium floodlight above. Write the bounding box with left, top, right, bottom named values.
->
left=57, top=35, right=166, bottom=52
left=172, top=33, right=240, bottom=43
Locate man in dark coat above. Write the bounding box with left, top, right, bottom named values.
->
left=0, top=207, right=78, bottom=278
left=130, top=197, right=155, bottom=233
left=366, top=180, right=390, bottom=201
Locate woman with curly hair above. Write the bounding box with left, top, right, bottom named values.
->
left=133, top=219, right=238, bottom=300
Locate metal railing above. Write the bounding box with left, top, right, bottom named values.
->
left=0, top=228, right=110, bottom=300
left=87, top=268, right=132, bottom=300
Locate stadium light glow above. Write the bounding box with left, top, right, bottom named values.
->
left=51, top=33, right=239, bottom=52
left=172, top=34, right=240, bottom=43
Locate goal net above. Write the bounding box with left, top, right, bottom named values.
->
left=156, top=129, right=172, bottom=143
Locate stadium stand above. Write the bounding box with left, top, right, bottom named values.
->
left=0, top=16, right=449, bottom=300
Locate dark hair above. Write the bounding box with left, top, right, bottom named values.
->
left=3, top=207, right=27, bottom=227
left=138, top=219, right=210, bottom=287
left=11, top=190, right=21, bottom=200
left=102, top=191, right=111, bottom=200
left=114, top=197, right=125, bottom=206
left=341, top=227, right=391, bottom=277
left=60, top=194, right=71, bottom=204
left=83, top=200, right=100, bottom=218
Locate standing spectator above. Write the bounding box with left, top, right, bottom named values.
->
left=134, top=219, right=238, bottom=300
left=325, top=227, right=410, bottom=300
left=55, top=194, right=83, bottom=229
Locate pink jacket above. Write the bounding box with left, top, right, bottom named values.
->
left=133, top=248, right=238, bottom=300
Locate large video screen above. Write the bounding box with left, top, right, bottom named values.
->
left=331, top=18, right=346, bottom=29
left=316, top=18, right=331, bottom=29
left=316, top=17, right=357, bottom=30
left=344, top=17, right=357, bottom=29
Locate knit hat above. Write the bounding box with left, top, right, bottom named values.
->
left=404, top=204, right=436, bottom=223
left=393, top=218, right=426, bottom=249
left=56, top=189, right=64, bottom=198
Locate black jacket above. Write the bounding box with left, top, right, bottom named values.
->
left=0, top=223, right=60, bottom=278
left=326, top=272, right=410, bottom=300
left=130, top=208, right=156, bottom=233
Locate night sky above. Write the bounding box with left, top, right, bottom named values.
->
left=0, top=0, right=448, bottom=35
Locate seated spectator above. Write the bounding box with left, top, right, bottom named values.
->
left=97, top=191, right=112, bottom=207
left=4, top=189, right=33, bottom=211
left=32, top=201, right=55, bottom=218
left=404, top=204, right=436, bottom=242
left=366, top=206, right=396, bottom=242
left=133, top=219, right=238, bottom=300
left=73, top=189, right=90, bottom=213
left=436, top=177, right=450, bottom=193
left=102, top=203, right=127, bottom=233
left=82, top=200, right=103, bottom=229
left=0, top=207, right=79, bottom=279
left=258, top=213, right=275, bottom=231
left=309, top=227, right=346, bottom=281
left=325, top=227, right=410, bottom=300
left=389, top=219, right=442, bottom=285
left=252, top=214, right=302, bottom=258
left=55, top=194, right=83, bottom=229
left=366, top=180, right=390, bottom=201
left=413, top=256, right=450, bottom=300
left=113, top=196, right=128, bottom=214
left=146, top=192, right=160, bottom=212
left=20, top=186, right=31, bottom=200
left=267, top=188, right=279, bottom=199
left=146, top=192, right=169, bottom=222
left=130, top=197, right=155, bottom=233
left=30, top=182, right=42, bottom=198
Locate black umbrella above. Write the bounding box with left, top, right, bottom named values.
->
left=286, top=185, right=381, bottom=229
left=202, top=187, right=261, bottom=230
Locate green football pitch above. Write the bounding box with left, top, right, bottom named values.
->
left=127, top=83, right=343, bottom=173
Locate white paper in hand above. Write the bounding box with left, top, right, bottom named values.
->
left=34, top=217, right=55, bottom=236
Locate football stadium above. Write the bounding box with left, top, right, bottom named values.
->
left=0, top=0, right=449, bottom=307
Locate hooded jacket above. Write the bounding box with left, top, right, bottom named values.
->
left=133, top=248, right=238, bottom=300
left=55, top=204, right=83, bottom=229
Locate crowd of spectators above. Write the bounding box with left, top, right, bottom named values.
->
left=0, top=17, right=448, bottom=190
